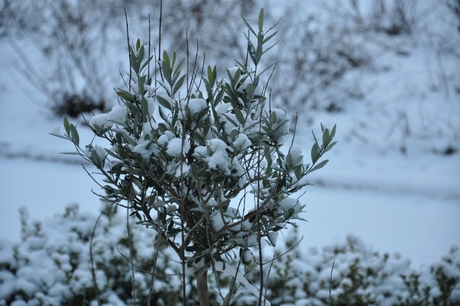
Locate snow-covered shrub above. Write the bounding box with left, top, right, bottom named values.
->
left=1, top=206, right=459, bottom=306
left=236, top=232, right=460, bottom=306
left=51, top=9, right=336, bottom=305
left=0, top=204, right=193, bottom=305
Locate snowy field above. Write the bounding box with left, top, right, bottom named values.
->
left=0, top=0, right=459, bottom=272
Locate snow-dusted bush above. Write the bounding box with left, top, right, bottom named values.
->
left=257, top=233, right=460, bottom=306
left=0, top=204, right=191, bottom=305
left=51, top=9, right=336, bottom=305
left=1, top=205, right=459, bottom=306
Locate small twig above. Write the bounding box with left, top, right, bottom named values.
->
left=158, top=0, right=164, bottom=82
left=262, top=236, right=304, bottom=266
left=126, top=205, right=137, bottom=305
left=256, top=75, right=265, bottom=306
left=328, top=259, right=336, bottom=305
left=148, top=13, right=151, bottom=85
left=89, top=210, right=105, bottom=306
left=124, top=7, right=132, bottom=93
left=117, top=247, right=180, bottom=277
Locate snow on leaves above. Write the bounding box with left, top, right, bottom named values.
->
left=52, top=14, right=336, bottom=304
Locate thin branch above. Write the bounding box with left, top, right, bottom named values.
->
left=117, top=246, right=181, bottom=277
left=256, top=74, right=265, bottom=306
left=89, top=210, right=104, bottom=306
left=262, top=236, right=304, bottom=266
left=124, top=7, right=132, bottom=93
left=148, top=13, right=151, bottom=85
left=328, top=259, right=336, bottom=305
left=126, top=205, right=137, bottom=305
left=158, top=0, right=164, bottom=82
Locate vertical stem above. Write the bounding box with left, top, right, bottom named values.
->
left=124, top=8, right=132, bottom=92
left=127, top=205, right=136, bottom=305
left=195, top=269, right=210, bottom=306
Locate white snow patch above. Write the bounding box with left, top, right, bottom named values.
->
left=166, top=138, right=190, bottom=157
left=89, top=113, right=112, bottom=130
left=106, top=105, right=127, bottom=125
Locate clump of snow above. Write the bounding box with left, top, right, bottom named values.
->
left=89, top=114, right=113, bottom=130
left=132, top=140, right=158, bottom=159
left=194, top=139, right=232, bottom=174
left=166, top=138, right=190, bottom=157
left=179, top=98, right=207, bottom=118
left=157, top=135, right=169, bottom=146
left=279, top=197, right=301, bottom=218
left=49, top=126, right=63, bottom=137
left=106, top=105, right=127, bottom=125
left=211, top=211, right=230, bottom=231
left=232, top=134, right=252, bottom=151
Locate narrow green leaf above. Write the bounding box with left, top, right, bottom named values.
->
left=69, top=124, right=79, bottom=146
left=140, top=96, right=149, bottom=120
left=138, top=75, right=146, bottom=95
left=263, top=31, right=278, bottom=44
left=157, top=96, right=172, bottom=111
left=255, top=38, right=263, bottom=64
left=329, top=124, right=337, bottom=141
left=248, top=42, right=257, bottom=65
left=63, top=116, right=70, bottom=135
left=222, top=113, right=238, bottom=128
left=214, top=88, right=225, bottom=107
left=322, top=128, right=330, bottom=147
left=324, top=141, right=337, bottom=153
left=241, top=14, right=257, bottom=36
left=138, top=45, right=144, bottom=63
left=234, top=109, right=245, bottom=125
left=106, top=149, right=121, bottom=160
left=286, top=152, right=293, bottom=169
left=121, top=132, right=137, bottom=146
left=130, top=51, right=140, bottom=74
left=117, top=90, right=134, bottom=102
left=262, top=41, right=279, bottom=55
left=163, top=51, right=170, bottom=67
left=207, top=66, right=214, bottom=85
left=245, top=83, right=255, bottom=100
left=132, top=177, right=144, bottom=190
left=311, top=142, right=319, bottom=164
left=162, top=60, right=172, bottom=84
left=258, top=9, right=264, bottom=32
left=91, top=150, right=102, bottom=168
left=171, top=52, right=177, bottom=70
left=172, top=74, right=186, bottom=96
left=140, top=55, right=154, bottom=72
left=294, top=165, right=303, bottom=179
left=310, top=159, right=329, bottom=173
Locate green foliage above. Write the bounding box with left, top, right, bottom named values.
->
left=52, top=9, right=336, bottom=303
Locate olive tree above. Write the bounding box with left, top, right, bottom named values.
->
left=52, top=9, right=336, bottom=305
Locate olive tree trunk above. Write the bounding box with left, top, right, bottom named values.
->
left=195, top=269, right=210, bottom=306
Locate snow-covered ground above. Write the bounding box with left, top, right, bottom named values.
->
left=0, top=0, right=459, bottom=270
